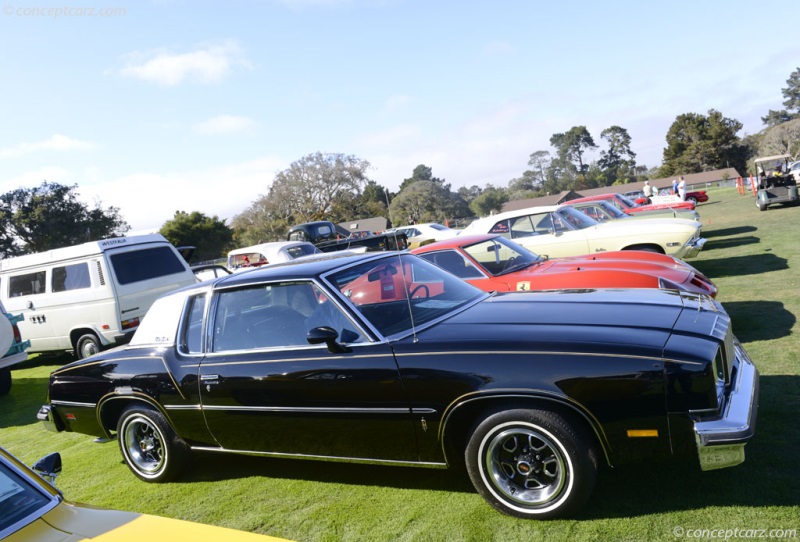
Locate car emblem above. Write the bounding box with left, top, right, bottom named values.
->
left=516, top=282, right=530, bottom=291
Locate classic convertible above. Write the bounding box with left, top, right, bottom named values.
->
left=38, top=252, right=758, bottom=519
left=412, top=234, right=717, bottom=297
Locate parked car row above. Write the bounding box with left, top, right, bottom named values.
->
left=4, top=184, right=758, bottom=526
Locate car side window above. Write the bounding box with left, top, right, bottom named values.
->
left=419, top=250, right=484, bottom=279
left=180, top=294, right=206, bottom=354
left=488, top=220, right=510, bottom=236
left=212, top=281, right=364, bottom=352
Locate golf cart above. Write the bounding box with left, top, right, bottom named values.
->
left=754, top=154, right=798, bottom=211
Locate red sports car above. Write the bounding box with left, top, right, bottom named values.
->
left=412, top=234, right=717, bottom=297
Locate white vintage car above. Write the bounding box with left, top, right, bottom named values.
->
left=460, top=204, right=706, bottom=260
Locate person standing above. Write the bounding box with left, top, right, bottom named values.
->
left=643, top=181, right=654, bottom=204
left=678, top=176, right=687, bottom=200
left=671, top=179, right=678, bottom=195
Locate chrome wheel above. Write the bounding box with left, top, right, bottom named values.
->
left=117, top=406, right=188, bottom=482
left=121, top=414, right=166, bottom=477
left=465, top=409, right=597, bottom=519
left=481, top=423, right=567, bottom=507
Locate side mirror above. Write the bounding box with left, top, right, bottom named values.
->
left=32, top=452, right=62, bottom=485
left=307, top=326, right=351, bottom=354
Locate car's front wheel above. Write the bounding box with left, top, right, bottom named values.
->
left=117, top=405, right=189, bottom=482
left=465, top=409, right=597, bottom=519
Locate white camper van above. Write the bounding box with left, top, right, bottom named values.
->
left=0, top=234, right=196, bottom=358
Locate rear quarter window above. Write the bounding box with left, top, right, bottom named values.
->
left=8, top=271, right=46, bottom=297
left=110, top=246, right=188, bottom=285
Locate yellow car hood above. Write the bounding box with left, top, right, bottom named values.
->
left=5, top=501, right=288, bottom=542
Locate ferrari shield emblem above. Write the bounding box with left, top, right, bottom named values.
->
left=516, top=282, right=530, bottom=291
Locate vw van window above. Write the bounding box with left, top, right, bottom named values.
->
left=110, top=246, right=187, bottom=285
left=51, top=262, right=91, bottom=293
left=8, top=272, right=46, bottom=297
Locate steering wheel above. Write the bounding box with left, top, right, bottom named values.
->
left=409, top=284, right=430, bottom=299
left=501, top=256, right=518, bottom=272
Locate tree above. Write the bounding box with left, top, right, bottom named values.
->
left=758, top=118, right=800, bottom=161
left=389, top=181, right=469, bottom=225
left=159, top=211, right=234, bottom=263
left=781, top=67, right=800, bottom=116
left=660, top=109, right=748, bottom=177
left=550, top=126, right=597, bottom=177
left=267, top=152, right=372, bottom=224
left=470, top=186, right=508, bottom=217
left=598, top=126, right=637, bottom=184
left=231, top=152, right=372, bottom=246
left=761, top=109, right=793, bottom=128
left=0, top=181, right=129, bottom=256
left=526, top=150, right=551, bottom=188
left=398, top=164, right=445, bottom=193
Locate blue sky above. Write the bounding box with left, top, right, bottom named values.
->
left=1, top=0, right=798, bottom=232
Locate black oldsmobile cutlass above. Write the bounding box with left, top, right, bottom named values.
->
left=38, top=252, right=758, bottom=519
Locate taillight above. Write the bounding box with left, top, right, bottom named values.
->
left=12, top=324, right=21, bottom=344
left=121, top=317, right=140, bottom=330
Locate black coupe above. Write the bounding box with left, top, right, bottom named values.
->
left=39, top=252, right=758, bottom=519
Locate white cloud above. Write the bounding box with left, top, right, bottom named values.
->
left=193, top=115, right=257, bottom=135
left=76, top=157, right=287, bottom=231
left=119, top=41, right=250, bottom=86
left=0, top=167, right=72, bottom=192
left=0, top=135, right=97, bottom=159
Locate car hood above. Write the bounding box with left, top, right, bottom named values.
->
left=418, top=288, right=726, bottom=362
left=534, top=252, right=694, bottom=283
left=9, top=501, right=289, bottom=542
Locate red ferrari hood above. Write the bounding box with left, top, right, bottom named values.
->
left=533, top=251, right=693, bottom=283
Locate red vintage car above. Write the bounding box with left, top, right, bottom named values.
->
left=629, top=189, right=709, bottom=206
left=412, top=234, right=717, bottom=297
left=568, top=193, right=697, bottom=217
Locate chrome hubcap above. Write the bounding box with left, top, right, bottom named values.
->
left=484, top=426, right=566, bottom=506
left=123, top=416, right=164, bottom=475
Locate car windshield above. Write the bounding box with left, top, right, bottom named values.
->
left=0, top=461, right=55, bottom=536
left=614, top=194, right=639, bottom=208
left=553, top=206, right=598, bottom=230
left=597, top=200, right=629, bottom=219
left=324, top=254, right=485, bottom=338
left=461, top=237, right=543, bottom=276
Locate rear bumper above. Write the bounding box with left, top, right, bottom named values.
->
left=37, top=405, right=63, bottom=433
left=694, top=342, right=759, bottom=471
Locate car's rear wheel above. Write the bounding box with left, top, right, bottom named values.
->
left=465, top=409, right=597, bottom=519
left=0, top=368, right=11, bottom=396
left=687, top=196, right=698, bottom=205
left=117, top=405, right=188, bottom=482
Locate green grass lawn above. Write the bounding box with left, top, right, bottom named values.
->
left=2, top=187, right=799, bottom=541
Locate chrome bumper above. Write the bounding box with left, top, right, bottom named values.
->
left=37, top=405, right=62, bottom=433
left=680, top=237, right=707, bottom=259
left=694, top=342, right=759, bottom=471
